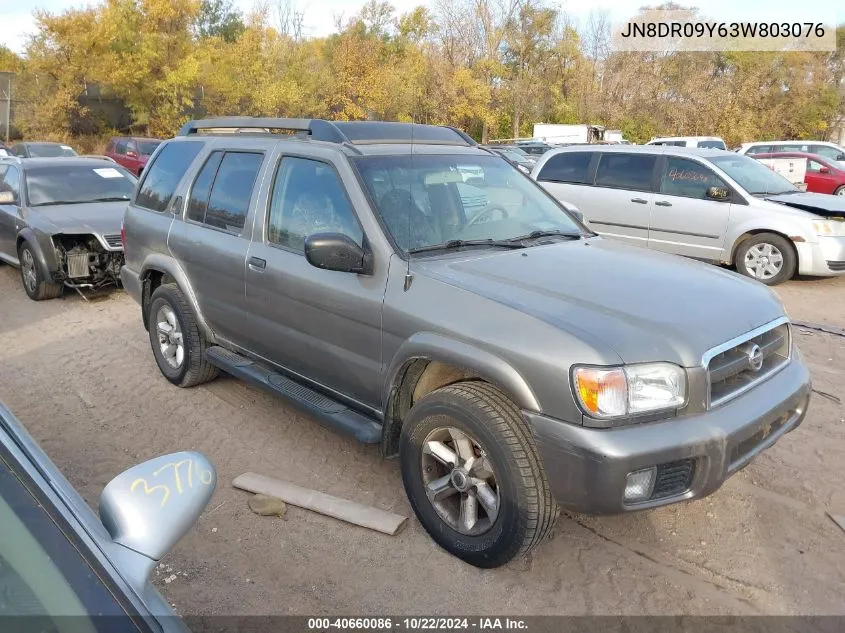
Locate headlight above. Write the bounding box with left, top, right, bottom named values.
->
left=572, top=363, right=687, bottom=420
left=812, top=220, right=845, bottom=237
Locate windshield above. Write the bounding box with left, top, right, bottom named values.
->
left=698, top=140, right=726, bottom=150
left=353, top=154, right=584, bottom=252
left=28, top=144, right=78, bottom=158
left=137, top=140, right=161, bottom=155
left=26, top=165, right=137, bottom=206
left=709, top=154, right=798, bottom=195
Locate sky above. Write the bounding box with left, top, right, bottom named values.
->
left=0, top=0, right=841, bottom=55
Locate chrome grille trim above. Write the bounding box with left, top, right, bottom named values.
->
left=102, top=234, right=123, bottom=249
left=703, top=316, right=791, bottom=409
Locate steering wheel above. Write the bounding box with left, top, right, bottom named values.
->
left=465, top=205, right=510, bottom=228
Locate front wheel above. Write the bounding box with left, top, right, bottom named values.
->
left=834, top=185, right=845, bottom=197
left=18, top=242, right=62, bottom=301
left=400, top=382, right=558, bottom=568
left=735, top=233, right=796, bottom=286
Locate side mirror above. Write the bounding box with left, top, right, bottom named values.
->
left=706, top=186, right=730, bottom=201
left=0, top=191, right=18, bottom=205
left=305, top=233, right=372, bottom=275
left=99, top=452, right=216, bottom=567
left=819, top=166, right=830, bottom=174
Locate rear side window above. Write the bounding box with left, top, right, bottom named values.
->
left=135, top=141, right=203, bottom=212
left=697, top=140, right=726, bottom=150
left=186, top=151, right=224, bottom=224
left=204, top=152, right=263, bottom=233
left=537, top=152, right=592, bottom=184
left=594, top=154, right=656, bottom=191
left=811, top=145, right=844, bottom=161
left=746, top=145, right=769, bottom=155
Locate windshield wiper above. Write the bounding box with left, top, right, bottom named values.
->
left=507, top=229, right=584, bottom=242
left=409, top=239, right=528, bottom=254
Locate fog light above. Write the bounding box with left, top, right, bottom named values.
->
left=624, top=467, right=656, bottom=502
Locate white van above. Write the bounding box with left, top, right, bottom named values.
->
left=646, top=136, right=726, bottom=150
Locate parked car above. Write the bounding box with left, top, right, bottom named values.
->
left=122, top=117, right=810, bottom=568
left=105, top=136, right=163, bottom=176
left=645, top=136, right=727, bottom=150
left=751, top=152, right=845, bottom=197
left=532, top=145, right=845, bottom=285
left=514, top=140, right=555, bottom=156
left=9, top=142, right=78, bottom=158
left=0, top=156, right=134, bottom=300
left=482, top=145, right=537, bottom=173
left=737, top=141, right=845, bottom=168
left=0, top=399, right=215, bottom=631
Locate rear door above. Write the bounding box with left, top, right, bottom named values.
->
left=244, top=151, right=386, bottom=409
left=167, top=147, right=266, bottom=348
left=585, top=152, right=657, bottom=248
left=647, top=156, right=731, bottom=261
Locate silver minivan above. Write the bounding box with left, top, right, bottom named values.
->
left=532, top=145, right=845, bottom=285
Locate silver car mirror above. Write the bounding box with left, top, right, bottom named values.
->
left=99, top=451, right=216, bottom=562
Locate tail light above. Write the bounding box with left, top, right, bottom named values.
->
left=120, top=225, right=126, bottom=250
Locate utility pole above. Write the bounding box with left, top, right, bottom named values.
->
left=0, top=72, right=12, bottom=144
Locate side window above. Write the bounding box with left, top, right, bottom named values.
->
left=594, top=153, right=657, bottom=192
left=811, top=145, right=842, bottom=161
left=135, top=141, right=204, bottom=212
left=115, top=140, right=127, bottom=155
left=10, top=145, right=24, bottom=157
left=537, top=152, right=593, bottom=184
left=807, top=160, right=824, bottom=173
left=186, top=151, right=224, bottom=224
left=267, top=156, right=363, bottom=253
left=660, top=157, right=727, bottom=200
left=203, top=152, right=263, bottom=233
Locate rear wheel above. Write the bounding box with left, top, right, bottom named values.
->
left=148, top=283, right=218, bottom=387
left=735, top=233, right=796, bottom=286
left=400, top=382, right=558, bottom=568
left=18, top=242, right=62, bottom=301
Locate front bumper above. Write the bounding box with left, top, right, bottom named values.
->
left=120, top=265, right=143, bottom=305
left=796, top=236, right=845, bottom=276
left=525, top=356, right=811, bottom=514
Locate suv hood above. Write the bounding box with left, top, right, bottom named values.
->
left=764, top=192, right=845, bottom=217
left=30, top=201, right=128, bottom=235
left=415, top=238, right=785, bottom=366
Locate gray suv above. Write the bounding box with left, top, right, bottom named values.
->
left=121, top=118, right=811, bottom=568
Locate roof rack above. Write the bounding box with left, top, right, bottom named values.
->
left=177, top=117, right=476, bottom=147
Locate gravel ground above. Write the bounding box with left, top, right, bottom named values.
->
left=0, top=263, right=843, bottom=616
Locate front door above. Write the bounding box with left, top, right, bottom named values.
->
left=805, top=158, right=839, bottom=195
left=0, top=165, right=22, bottom=262
left=647, top=156, right=731, bottom=261
left=244, top=154, right=386, bottom=410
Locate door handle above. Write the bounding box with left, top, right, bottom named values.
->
left=248, top=256, right=266, bottom=271
left=631, top=198, right=648, bottom=204
left=654, top=200, right=672, bottom=207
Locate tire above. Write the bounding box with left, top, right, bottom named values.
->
left=400, top=382, right=558, bottom=568
left=18, top=242, right=62, bottom=301
left=735, top=233, right=796, bottom=286
left=835, top=185, right=845, bottom=197
left=147, top=283, right=218, bottom=387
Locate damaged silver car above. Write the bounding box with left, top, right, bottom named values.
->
left=0, top=156, right=135, bottom=300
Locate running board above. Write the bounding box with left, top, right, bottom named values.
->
left=205, top=346, right=382, bottom=444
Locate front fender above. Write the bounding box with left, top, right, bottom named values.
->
left=382, top=332, right=541, bottom=413
left=16, top=228, right=55, bottom=280
left=726, top=216, right=814, bottom=263
left=139, top=253, right=216, bottom=342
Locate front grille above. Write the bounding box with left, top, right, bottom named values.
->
left=103, top=234, right=122, bottom=249
left=651, top=459, right=695, bottom=500
left=707, top=322, right=790, bottom=407
left=827, top=260, right=845, bottom=271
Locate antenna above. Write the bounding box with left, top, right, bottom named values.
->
left=404, top=94, right=416, bottom=292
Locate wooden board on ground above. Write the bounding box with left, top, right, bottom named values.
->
left=233, top=472, right=408, bottom=536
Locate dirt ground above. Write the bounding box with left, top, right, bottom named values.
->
left=1, top=263, right=844, bottom=616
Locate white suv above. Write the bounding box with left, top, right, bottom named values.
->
left=646, top=136, right=726, bottom=150
left=737, top=141, right=845, bottom=168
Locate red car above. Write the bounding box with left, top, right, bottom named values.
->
left=104, top=136, right=162, bottom=176
left=753, top=151, right=845, bottom=196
